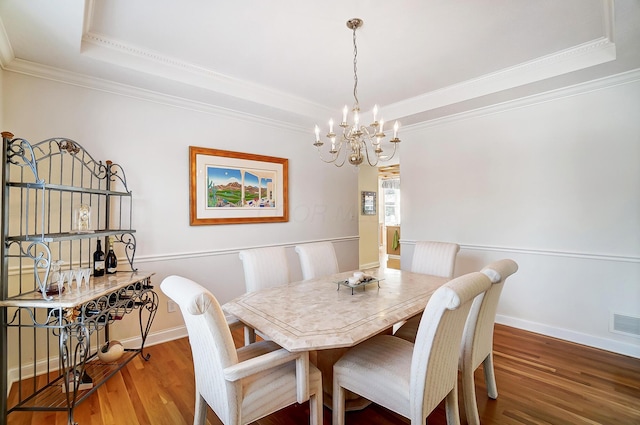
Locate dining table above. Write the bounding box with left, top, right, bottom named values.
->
left=222, top=267, right=449, bottom=409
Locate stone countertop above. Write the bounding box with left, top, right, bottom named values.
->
left=0, top=271, right=155, bottom=309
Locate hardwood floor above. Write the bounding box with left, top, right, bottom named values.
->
left=6, top=324, right=640, bottom=425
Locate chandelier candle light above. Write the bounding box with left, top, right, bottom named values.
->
left=313, top=18, right=400, bottom=167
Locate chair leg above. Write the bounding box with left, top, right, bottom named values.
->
left=332, top=380, right=346, bottom=425
left=462, top=365, right=480, bottom=425
left=483, top=353, right=498, bottom=399
left=193, top=393, right=207, bottom=425
left=444, top=382, right=461, bottom=425
left=244, top=326, right=256, bottom=345
left=309, top=391, right=321, bottom=425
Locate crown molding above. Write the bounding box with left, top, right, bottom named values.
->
left=384, top=36, right=616, bottom=122
left=79, top=0, right=332, bottom=121
left=403, top=67, right=640, bottom=132
left=384, top=0, right=616, bottom=121
left=0, top=13, right=15, bottom=69
left=76, top=0, right=617, bottom=126
left=77, top=31, right=616, bottom=128
left=79, top=30, right=333, bottom=122
left=3, top=56, right=310, bottom=132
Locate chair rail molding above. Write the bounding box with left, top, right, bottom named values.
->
left=401, top=240, right=640, bottom=264
left=133, top=236, right=360, bottom=264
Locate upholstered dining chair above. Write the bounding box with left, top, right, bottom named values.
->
left=161, top=275, right=322, bottom=425
left=460, top=259, right=519, bottom=425
left=238, top=246, right=290, bottom=343
left=238, top=246, right=290, bottom=292
left=294, top=241, right=339, bottom=280
left=393, top=240, right=460, bottom=339
left=410, top=240, right=460, bottom=277
left=332, top=272, right=492, bottom=425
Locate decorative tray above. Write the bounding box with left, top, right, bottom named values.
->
left=335, top=275, right=383, bottom=295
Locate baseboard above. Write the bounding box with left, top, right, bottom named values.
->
left=120, top=325, right=188, bottom=349
left=359, top=260, right=380, bottom=270
left=496, top=314, right=640, bottom=359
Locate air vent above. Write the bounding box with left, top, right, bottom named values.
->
left=611, top=313, right=640, bottom=338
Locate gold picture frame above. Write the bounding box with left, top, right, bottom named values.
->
left=189, top=146, right=288, bottom=225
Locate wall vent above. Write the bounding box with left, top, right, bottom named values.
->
left=611, top=313, right=640, bottom=338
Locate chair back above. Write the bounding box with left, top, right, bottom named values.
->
left=462, top=259, right=519, bottom=369
left=294, top=242, right=339, bottom=280
left=410, top=241, right=460, bottom=278
left=160, top=276, right=240, bottom=424
left=239, top=246, right=289, bottom=292
left=409, top=271, right=491, bottom=419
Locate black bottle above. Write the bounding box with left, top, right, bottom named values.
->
left=93, top=240, right=105, bottom=277
left=105, top=238, right=117, bottom=274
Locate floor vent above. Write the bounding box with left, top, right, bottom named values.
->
left=611, top=313, right=640, bottom=338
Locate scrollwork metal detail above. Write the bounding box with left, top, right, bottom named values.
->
left=59, top=140, right=80, bottom=155
left=113, top=233, right=137, bottom=271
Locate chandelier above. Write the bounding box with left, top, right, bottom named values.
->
left=313, top=18, right=400, bottom=167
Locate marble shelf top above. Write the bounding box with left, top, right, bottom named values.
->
left=0, top=271, right=155, bottom=309
left=223, top=267, right=448, bottom=352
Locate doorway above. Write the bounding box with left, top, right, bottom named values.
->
left=378, top=165, right=400, bottom=269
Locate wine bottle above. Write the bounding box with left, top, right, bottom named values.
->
left=105, top=237, right=117, bottom=274
left=93, top=240, right=105, bottom=277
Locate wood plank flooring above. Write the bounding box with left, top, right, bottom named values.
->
left=6, top=324, right=640, bottom=425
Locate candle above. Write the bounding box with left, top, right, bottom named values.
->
left=373, top=105, right=378, bottom=122
left=354, top=110, right=359, bottom=127
left=314, top=125, right=320, bottom=141
left=393, top=121, right=399, bottom=138
left=342, top=106, right=348, bottom=122
left=329, top=118, right=334, bottom=133
left=379, top=119, right=384, bottom=134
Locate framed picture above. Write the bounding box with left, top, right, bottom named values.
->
left=361, top=191, right=376, bottom=215
left=190, top=146, right=288, bottom=225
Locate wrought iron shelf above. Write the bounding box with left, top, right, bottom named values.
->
left=6, top=229, right=136, bottom=243
left=10, top=348, right=142, bottom=412
left=1, top=132, right=153, bottom=425
left=6, top=181, right=132, bottom=197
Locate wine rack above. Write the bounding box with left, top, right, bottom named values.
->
left=0, top=132, right=157, bottom=425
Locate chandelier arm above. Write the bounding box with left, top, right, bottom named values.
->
left=315, top=148, right=341, bottom=164
left=362, top=140, right=380, bottom=167
left=334, top=154, right=348, bottom=167
left=333, top=142, right=348, bottom=167
left=316, top=141, right=349, bottom=166
left=375, top=141, right=400, bottom=162
left=360, top=125, right=375, bottom=141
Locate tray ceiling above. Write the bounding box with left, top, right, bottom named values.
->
left=1, top=0, right=638, bottom=128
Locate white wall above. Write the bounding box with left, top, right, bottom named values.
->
left=3, top=68, right=639, bottom=360
left=400, top=73, right=640, bottom=357
left=1, top=72, right=360, bottom=343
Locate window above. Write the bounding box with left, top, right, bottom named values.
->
left=381, top=178, right=400, bottom=226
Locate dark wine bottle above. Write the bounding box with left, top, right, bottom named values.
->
left=106, top=237, right=117, bottom=274
left=93, top=240, right=105, bottom=277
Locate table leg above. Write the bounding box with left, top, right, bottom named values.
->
left=315, top=348, right=372, bottom=411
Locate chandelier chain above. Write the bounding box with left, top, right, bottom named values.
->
left=352, top=25, right=359, bottom=109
